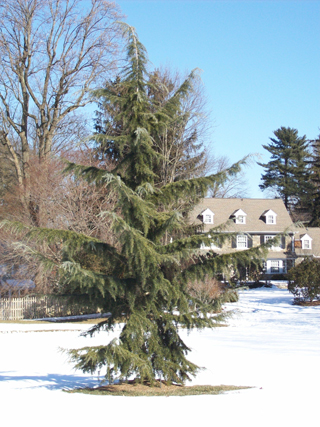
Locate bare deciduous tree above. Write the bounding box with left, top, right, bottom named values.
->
left=149, top=67, right=212, bottom=187
left=206, top=155, right=249, bottom=198
left=0, top=149, right=118, bottom=294
left=0, top=0, right=122, bottom=212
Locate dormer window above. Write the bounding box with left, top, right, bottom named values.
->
left=267, top=215, right=275, bottom=224
left=200, top=208, right=214, bottom=224
left=237, top=215, right=245, bottom=224
left=301, top=234, right=312, bottom=250
left=262, top=209, right=277, bottom=225
left=303, top=240, right=311, bottom=249
left=232, top=209, right=247, bottom=224
left=205, top=214, right=213, bottom=224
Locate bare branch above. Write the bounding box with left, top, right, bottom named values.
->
left=0, top=0, right=123, bottom=205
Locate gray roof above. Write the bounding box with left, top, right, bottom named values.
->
left=189, top=198, right=294, bottom=233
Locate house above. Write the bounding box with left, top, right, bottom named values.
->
left=189, top=198, right=297, bottom=279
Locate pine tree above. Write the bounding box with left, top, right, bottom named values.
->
left=308, top=137, right=320, bottom=226
left=258, top=127, right=312, bottom=214
left=1, top=25, right=272, bottom=384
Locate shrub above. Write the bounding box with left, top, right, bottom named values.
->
left=221, top=288, right=239, bottom=303
left=187, top=276, right=238, bottom=313
left=287, top=258, right=320, bottom=303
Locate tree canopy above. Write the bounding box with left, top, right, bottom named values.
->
left=288, top=258, right=320, bottom=303
left=308, top=137, right=320, bottom=226
left=258, top=127, right=312, bottom=214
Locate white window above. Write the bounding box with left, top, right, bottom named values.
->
left=265, top=259, right=287, bottom=274
left=264, top=235, right=275, bottom=243
left=233, top=209, right=247, bottom=224
left=264, top=235, right=281, bottom=249
left=204, top=214, right=213, bottom=224
left=302, top=239, right=311, bottom=249
left=237, top=235, right=248, bottom=249
left=267, top=215, right=275, bottom=224
left=270, top=260, right=280, bottom=273
left=300, top=234, right=312, bottom=250
left=201, top=209, right=214, bottom=224
left=263, top=209, right=277, bottom=225
left=236, top=215, right=245, bottom=224
left=200, top=234, right=219, bottom=250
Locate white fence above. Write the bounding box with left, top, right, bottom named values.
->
left=0, top=295, right=95, bottom=320
left=0, top=296, right=38, bottom=320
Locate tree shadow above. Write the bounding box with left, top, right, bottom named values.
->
left=0, top=372, right=100, bottom=390
left=245, top=288, right=292, bottom=307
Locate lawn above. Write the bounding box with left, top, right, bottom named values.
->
left=0, top=286, right=319, bottom=426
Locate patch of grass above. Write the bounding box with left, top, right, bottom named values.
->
left=293, top=300, right=320, bottom=306
left=65, top=381, right=251, bottom=397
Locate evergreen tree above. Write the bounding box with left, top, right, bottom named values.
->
left=93, top=67, right=209, bottom=187
left=308, top=137, right=320, bottom=226
left=258, top=127, right=312, bottom=213
left=1, top=26, right=272, bottom=384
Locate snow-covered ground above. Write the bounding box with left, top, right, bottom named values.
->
left=1, top=286, right=319, bottom=427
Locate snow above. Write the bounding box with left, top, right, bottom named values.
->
left=0, top=286, right=319, bottom=427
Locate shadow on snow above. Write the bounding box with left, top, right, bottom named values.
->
left=0, top=372, right=99, bottom=390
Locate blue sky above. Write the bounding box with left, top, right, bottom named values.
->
left=116, top=0, right=320, bottom=198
